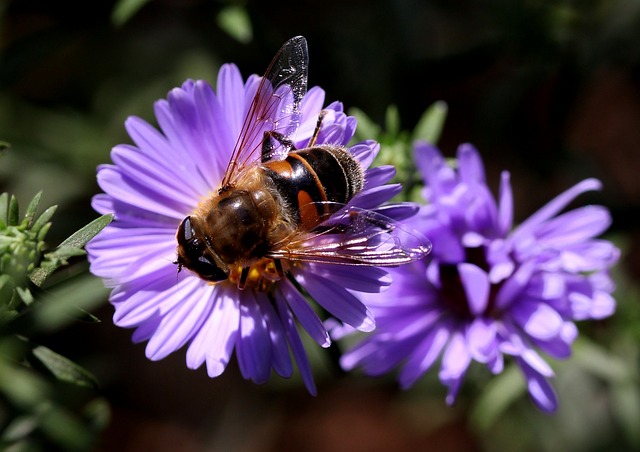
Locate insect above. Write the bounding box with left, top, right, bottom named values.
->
left=176, top=36, right=430, bottom=290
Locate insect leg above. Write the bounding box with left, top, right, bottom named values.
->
left=261, top=131, right=298, bottom=162
left=238, top=266, right=250, bottom=290
left=274, top=259, right=284, bottom=278
left=308, top=110, right=327, bottom=147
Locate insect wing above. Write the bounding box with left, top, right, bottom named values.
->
left=268, top=206, right=431, bottom=266
left=221, top=36, right=309, bottom=189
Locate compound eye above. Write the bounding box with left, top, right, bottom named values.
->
left=196, top=255, right=229, bottom=282
left=177, top=216, right=195, bottom=244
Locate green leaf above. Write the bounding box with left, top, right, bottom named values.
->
left=469, top=363, right=526, bottom=431
left=348, top=107, right=381, bottom=142
left=16, top=287, right=34, bottom=306
left=29, top=214, right=113, bottom=287
left=31, top=346, right=98, bottom=389
left=0, top=274, right=15, bottom=308
left=1, top=414, right=38, bottom=443
left=32, top=274, right=109, bottom=332
left=39, top=403, right=94, bottom=450
left=0, top=192, right=8, bottom=228
left=111, top=0, right=150, bottom=26
left=83, top=398, right=111, bottom=432
left=384, top=105, right=400, bottom=138
left=59, top=214, right=113, bottom=249
left=0, top=361, right=51, bottom=409
left=217, top=5, right=253, bottom=43
left=30, top=205, right=58, bottom=235
left=23, top=191, right=43, bottom=229
left=45, top=246, right=87, bottom=261
left=8, top=195, right=19, bottom=227
left=413, top=101, right=448, bottom=144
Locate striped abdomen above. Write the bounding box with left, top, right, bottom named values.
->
left=262, top=144, right=364, bottom=230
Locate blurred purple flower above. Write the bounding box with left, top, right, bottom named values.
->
left=341, top=142, right=619, bottom=411
left=87, top=64, right=416, bottom=395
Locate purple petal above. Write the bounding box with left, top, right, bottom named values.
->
left=498, top=171, right=513, bottom=235
left=458, top=263, right=490, bottom=316
left=457, top=143, right=485, bottom=184
left=495, top=260, right=536, bottom=310
left=439, top=330, right=472, bottom=404
left=87, top=227, right=175, bottom=279
left=511, top=301, right=563, bottom=340
left=363, top=165, right=396, bottom=190
left=278, top=280, right=330, bottom=347
left=91, top=194, right=178, bottom=229
left=112, top=268, right=199, bottom=328
left=351, top=185, right=402, bottom=210
left=466, top=317, right=497, bottom=363
left=372, top=203, right=420, bottom=222
left=110, top=145, right=201, bottom=204
left=511, top=178, right=602, bottom=242
left=274, top=295, right=317, bottom=396
left=535, top=206, right=612, bottom=247
left=297, top=271, right=375, bottom=332
left=236, top=291, right=272, bottom=384
left=145, top=282, right=213, bottom=360
left=216, top=64, right=246, bottom=143
left=350, top=141, right=379, bottom=169
left=398, top=323, right=450, bottom=388
left=97, top=166, right=189, bottom=219
left=256, top=295, right=292, bottom=378
left=309, top=263, right=391, bottom=293
left=414, top=141, right=446, bottom=191
left=518, top=358, right=558, bottom=413
left=185, top=286, right=239, bottom=376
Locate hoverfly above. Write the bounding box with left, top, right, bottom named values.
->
left=176, top=36, right=430, bottom=290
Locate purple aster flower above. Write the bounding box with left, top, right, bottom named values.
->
left=340, top=142, right=619, bottom=411
left=87, top=57, right=425, bottom=395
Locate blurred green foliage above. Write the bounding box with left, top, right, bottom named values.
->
left=1, top=0, right=639, bottom=450
left=0, top=191, right=112, bottom=450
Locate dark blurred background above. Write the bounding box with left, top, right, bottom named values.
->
left=1, top=1, right=639, bottom=451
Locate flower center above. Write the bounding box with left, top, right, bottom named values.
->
left=226, top=258, right=290, bottom=291
left=439, top=246, right=501, bottom=319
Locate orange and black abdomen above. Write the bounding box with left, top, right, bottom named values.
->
left=262, top=144, right=364, bottom=230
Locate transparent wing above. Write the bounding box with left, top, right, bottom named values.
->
left=267, top=205, right=431, bottom=266
left=220, top=36, right=309, bottom=190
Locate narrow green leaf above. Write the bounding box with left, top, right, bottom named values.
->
left=23, top=191, right=43, bottom=228
left=32, top=274, right=109, bottom=332
left=31, top=205, right=58, bottom=235
left=217, top=5, right=253, bottom=43
left=612, top=380, right=640, bottom=447
left=0, top=361, right=51, bottom=409
left=40, top=403, right=94, bottom=450
left=469, top=364, right=526, bottom=431
left=29, top=215, right=112, bottom=287
left=0, top=274, right=15, bottom=307
left=111, top=0, right=151, bottom=26
left=73, top=308, right=102, bottom=324
left=59, top=214, right=113, bottom=249
left=83, top=398, right=111, bottom=431
left=1, top=414, right=38, bottom=442
left=348, top=107, right=381, bottom=142
left=31, top=346, right=98, bottom=389
left=413, top=101, right=448, bottom=144
left=8, top=195, right=19, bottom=226
left=0, top=141, right=10, bottom=153
left=16, top=287, right=34, bottom=306
left=45, top=246, right=87, bottom=261
left=385, top=105, right=400, bottom=138
left=29, top=268, right=51, bottom=288
left=0, top=192, right=8, bottom=228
